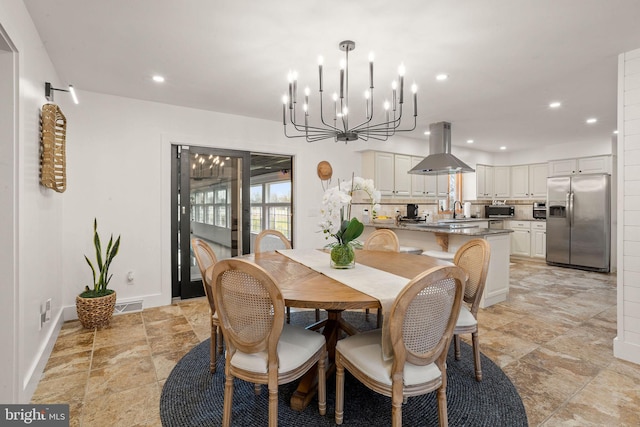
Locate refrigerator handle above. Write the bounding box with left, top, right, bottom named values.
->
left=569, top=191, right=574, bottom=226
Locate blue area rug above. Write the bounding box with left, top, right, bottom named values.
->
left=160, top=311, right=527, bottom=426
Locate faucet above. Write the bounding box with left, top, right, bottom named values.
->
left=452, top=201, right=463, bottom=219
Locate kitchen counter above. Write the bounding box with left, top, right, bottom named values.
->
left=367, top=222, right=512, bottom=237
left=361, top=221, right=512, bottom=308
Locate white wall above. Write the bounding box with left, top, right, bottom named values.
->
left=0, top=1, right=65, bottom=402
left=614, top=47, right=640, bottom=365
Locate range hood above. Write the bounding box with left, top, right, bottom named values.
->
left=408, top=122, right=475, bottom=175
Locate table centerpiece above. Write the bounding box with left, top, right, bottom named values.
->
left=319, top=176, right=380, bottom=268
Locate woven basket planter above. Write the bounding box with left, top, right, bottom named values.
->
left=76, top=291, right=117, bottom=329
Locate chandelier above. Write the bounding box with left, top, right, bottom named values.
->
left=282, top=40, right=417, bottom=143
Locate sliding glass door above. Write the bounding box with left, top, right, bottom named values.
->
left=171, top=146, right=294, bottom=299
left=171, top=145, right=250, bottom=299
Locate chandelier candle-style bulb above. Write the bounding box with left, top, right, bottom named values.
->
left=398, top=63, right=405, bottom=104
left=368, top=52, right=374, bottom=89
left=318, top=56, right=324, bottom=92
left=339, top=59, right=346, bottom=99
left=412, top=83, right=418, bottom=116
left=282, top=39, right=417, bottom=142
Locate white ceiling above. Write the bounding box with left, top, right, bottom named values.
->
left=23, top=0, right=640, bottom=152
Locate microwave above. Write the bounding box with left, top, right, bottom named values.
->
left=533, top=202, right=546, bottom=219
left=485, top=205, right=515, bottom=217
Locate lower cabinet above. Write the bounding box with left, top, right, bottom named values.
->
left=507, top=220, right=547, bottom=258
left=530, top=222, right=546, bottom=259
left=509, top=221, right=531, bottom=257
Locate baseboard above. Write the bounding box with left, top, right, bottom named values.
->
left=613, top=337, right=640, bottom=365
left=62, top=292, right=169, bottom=321
left=22, top=310, right=63, bottom=402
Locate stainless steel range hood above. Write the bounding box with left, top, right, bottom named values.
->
left=408, top=122, right=475, bottom=175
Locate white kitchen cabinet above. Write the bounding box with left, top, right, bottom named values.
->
left=476, top=164, right=494, bottom=199
left=493, top=166, right=511, bottom=197
left=548, top=155, right=611, bottom=177
left=577, top=156, right=612, bottom=174
left=529, top=163, right=548, bottom=198
left=510, top=165, right=529, bottom=197
left=508, top=220, right=531, bottom=257
left=531, top=221, right=547, bottom=258
left=362, top=151, right=410, bottom=197
left=410, top=156, right=438, bottom=197
left=393, top=154, right=411, bottom=197
left=511, top=163, right=548, bottom=198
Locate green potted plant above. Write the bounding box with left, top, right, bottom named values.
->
left=76, top=218, right=121, bottom=329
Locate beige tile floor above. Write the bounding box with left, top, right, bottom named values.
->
left=31, top=258, right=640, bottom=426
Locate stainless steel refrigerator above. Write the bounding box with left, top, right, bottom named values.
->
left=546, top=174, right=610, bottom=272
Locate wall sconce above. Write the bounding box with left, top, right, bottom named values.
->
left=45, top=82, right=79, bottom=104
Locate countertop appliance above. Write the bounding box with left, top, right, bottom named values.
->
left=533, top=202, right=546, bottom=219
left=485, top=205, right=514, bottom=218
left=546, top=174, right=610, bottom=272
left=406, top=204, right=418, bottom=218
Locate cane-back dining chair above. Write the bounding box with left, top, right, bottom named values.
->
left=452, top=238, right=490, bottom=381
left=255, top=229, right=291, bottom=253
left=363, top=229, right=400, bottom=327
left=362, top=228, right=400, bottom=252
left=255, top=229, right=320, bottom=324
left=191, top=238, right=222, bottom=373
left=335, top=265, right=466, bottom=427
left=209, top=258, right=327, bottom=427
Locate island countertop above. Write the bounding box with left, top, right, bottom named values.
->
left=366, top=222, right=513, bottom=236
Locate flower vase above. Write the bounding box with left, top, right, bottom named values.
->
left=330, top=243, right=355, bottom=269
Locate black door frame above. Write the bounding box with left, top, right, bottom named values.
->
left=171, top=145, right=251, bottom=299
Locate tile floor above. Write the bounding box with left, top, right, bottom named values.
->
left=31, top=258, right=640, bottom=426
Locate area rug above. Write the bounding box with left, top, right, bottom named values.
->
left=160, top=311, right=527, bottom=426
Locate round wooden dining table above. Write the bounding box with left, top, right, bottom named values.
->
left=235, top=249, right=452, bottom=411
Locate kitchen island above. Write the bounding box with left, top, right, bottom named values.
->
left=361, top=221, right=512, bottom=308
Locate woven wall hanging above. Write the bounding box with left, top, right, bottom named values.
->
left=40, top=103, right=67, bottom=193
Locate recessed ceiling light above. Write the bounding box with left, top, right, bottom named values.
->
left=436, top=74, right=448, bottom=81
left=549, top=101, right=561, bottom=108
left=424, top=131, right=431, bottom=135
left=152, top=75, right=165, bottom=83
left=467, top=139, right=474, bottom=144
left=499, top=146, right=507, bottom=150
left=614, top=130, right=619, bottom=134
left=586, top=118, right=597, bottom=124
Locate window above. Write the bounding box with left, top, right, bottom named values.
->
left=251, top=180, right=291, bottom=239
left=440, top=173, right=463, bottom=213
left=190, top=184, right=230, bottom=227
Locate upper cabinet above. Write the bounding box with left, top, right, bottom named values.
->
left=362, top=151, right=410, bottom=197
left=476, top=164, right=494, bottom=199
left=477, top=164, right=509, bottom=199
left=510, top=163, right=548, bottom=198
left=410, top=156, right=438, bottom=197
left=548, top=155, right=611, bottom=177
left=493, top=166, right=511, bottom=198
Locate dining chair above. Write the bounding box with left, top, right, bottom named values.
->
left=363, top=229, right=400, bottom=327
left=209, top=258, right=327, bottom=427
left=191, top=238, right=222, bottom=373
left=363, top=228, right=400, bottom=252
left=335, top=265, right=466, bottom=427
left=452, top=238, right=490, bottom=381
left=255, top=229, right=320, bottom=324
left=255, top=229, right=291, bottom=253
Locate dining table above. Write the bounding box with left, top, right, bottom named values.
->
left=236, top=248, right=453, bottom=411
